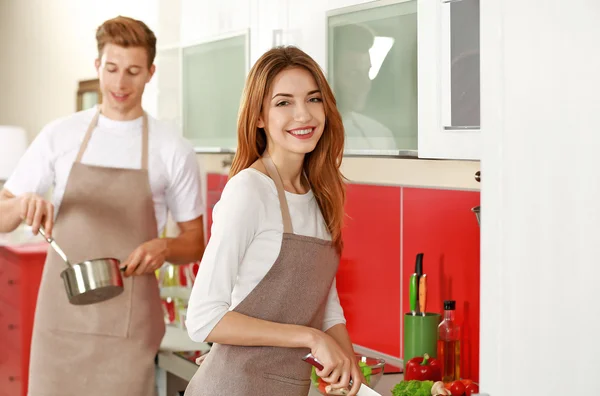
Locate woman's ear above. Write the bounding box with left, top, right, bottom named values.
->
left=257, top=116, right=265, bottom=129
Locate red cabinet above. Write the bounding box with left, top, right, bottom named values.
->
left=0, top=243, right=46, bottom=396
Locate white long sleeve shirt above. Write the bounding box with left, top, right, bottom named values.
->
left=185, top=168, right=346, bottom=342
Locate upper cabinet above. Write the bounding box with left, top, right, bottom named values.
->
left=418, top=0, right=481, bottom=160
left=154, top=0, right=481, bottom=160
left=327, top=1, right=418, bottom=156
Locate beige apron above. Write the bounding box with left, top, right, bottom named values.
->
left=28, top=110, right=165, bottom=396
left=185, top=153, right=340, bottom=396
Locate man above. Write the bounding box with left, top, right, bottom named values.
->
left=0, top=16, right=205, bottom=395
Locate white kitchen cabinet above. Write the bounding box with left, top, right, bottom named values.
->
left=285, top=0, right=373, bottom=71
left=418, top=0, right=481, bottom=160
left=249, top=0, right=290, bottom=65
left=180, top=0, right=250, bottom=45
left=155, top=0, right=481, bottom=160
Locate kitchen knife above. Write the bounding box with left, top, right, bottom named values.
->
left=415, top=253, right=424, bottom=278
left=419, top=274, right=427, bottom=316
left=302, top=353, right=383, bottom=396
left=409, top=273, right=418, bottom=315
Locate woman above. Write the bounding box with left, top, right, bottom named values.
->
left=184, top=46, right=363, bottom=396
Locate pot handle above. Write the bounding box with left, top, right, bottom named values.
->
left=39, top=226, right=72, bottom=267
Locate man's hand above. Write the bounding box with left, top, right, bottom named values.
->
left=18, top=193, right=54, bottom=237
left=121, top=238, right=169, bottom=277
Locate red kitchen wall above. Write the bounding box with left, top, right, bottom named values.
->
left=205, top=174, right=481, bottom=381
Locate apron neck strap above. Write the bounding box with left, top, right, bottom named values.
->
left=75, top=109, right=149, bottom=170
left=260, top=151, right=293, bottom=234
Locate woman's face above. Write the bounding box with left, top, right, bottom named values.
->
left=258, top=67, right=326, bottom=157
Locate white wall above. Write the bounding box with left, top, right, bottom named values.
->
left=0, top=0, right=158, bottom=142
left=480, top=0, right=600, bottom=394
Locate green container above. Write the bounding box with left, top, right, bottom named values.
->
left=403, top=313, right=441, bottom=366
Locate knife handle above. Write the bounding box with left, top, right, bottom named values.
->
left=419, top=274, right=427, bottom=314
left=409, top=273, right=417, bottom=313
left=302, top=353, right=324, bottom=371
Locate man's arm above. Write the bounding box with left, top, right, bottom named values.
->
left=121, top=215, right=205, bottom=276
left=164, top=216, right=205, bottom=264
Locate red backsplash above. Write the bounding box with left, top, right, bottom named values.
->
left=205, top=174, right=481, bottom=381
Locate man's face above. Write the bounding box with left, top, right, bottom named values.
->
left=95, top=43, right=155, bottom=117
left=334, top=50, right=372, bottom=112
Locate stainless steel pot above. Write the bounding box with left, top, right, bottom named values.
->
left=39, top=227, right=124, bottom=305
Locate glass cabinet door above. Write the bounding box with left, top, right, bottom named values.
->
left=419, top=0, right=481, bottom=160
left=442, top=0, right=480, bottom=130
left=328, top=0, right=418, bottom=156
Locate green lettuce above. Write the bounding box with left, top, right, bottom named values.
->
left=391, top=380, right=433, bottom=396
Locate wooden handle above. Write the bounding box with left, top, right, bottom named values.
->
left=419, top=274, right=427, bottom=314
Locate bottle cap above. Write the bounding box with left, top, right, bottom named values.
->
left=444, top=300, right=456, bottom=310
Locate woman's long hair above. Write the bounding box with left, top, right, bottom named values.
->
left=229, top=46, right=346, bottom=254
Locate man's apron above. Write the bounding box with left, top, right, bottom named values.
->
left=28, top=110, right=165, bottom=395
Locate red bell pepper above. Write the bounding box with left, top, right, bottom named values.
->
left=404, top=353, right=442, bottom=382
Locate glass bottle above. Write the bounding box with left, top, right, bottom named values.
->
left=437, top=300, right=461, bottom=382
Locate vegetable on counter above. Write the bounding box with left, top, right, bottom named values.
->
left=404, top=353, right=442, bottom=382
left=431, top=381, right=451, bottom=395
left=392, top=380, right=433, bottom=396
left=464, top=382, right=479, bottom=396
left=311, top=359, right=374, bottom=394
left=430, top=380, right=479, bottom=396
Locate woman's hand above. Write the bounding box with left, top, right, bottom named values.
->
left=309, top=331, right=362, bottom=395
left=18, top=193, right=54, bottom=237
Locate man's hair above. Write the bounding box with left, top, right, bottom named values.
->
left=96, top=16, right=157, bottom=68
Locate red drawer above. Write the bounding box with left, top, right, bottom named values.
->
left=0, top=344, right=22, bottom=396
left=0, top=261, right=20, bottom=307
left=0, top=299, right=21, bottom=350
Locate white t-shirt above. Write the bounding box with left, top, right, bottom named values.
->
left=185, top=168, right=346, bottom=342
left=4, top=107, right=204, bottom=234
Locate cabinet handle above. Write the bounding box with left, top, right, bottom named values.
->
left=8, top=375, right=21, bottom=382
left=8, top=324, right=18, bottom=330
left=8, top=279, right=18, bottom=286
left=475, top=171, right=481, bottom=182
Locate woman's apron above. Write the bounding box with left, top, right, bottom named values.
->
left=28, top=110, right=165, bottom=395
left=184, top=153, right=340, bottom=396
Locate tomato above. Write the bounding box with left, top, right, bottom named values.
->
left=317, top=379, right=328, bottom=394
left=465, top=383, right=479, bottom=396
left=449, top=380, right=465, bottom=396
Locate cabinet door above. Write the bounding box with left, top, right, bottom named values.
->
left=285, top=0, right=374, bottom=70
left=249, top=0, right=289, bottom=65
left=0, top=345, right=22, bottom=396
left=418, top=0, right=481, bottom=160
left=181, top=0, right=250, bottom=43
left=0, top=261, right=20, bottom=307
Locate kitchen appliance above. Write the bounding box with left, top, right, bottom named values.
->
left=302, top=353, right=383, bottom=396
left=39, top=226, right=125, bottom=305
